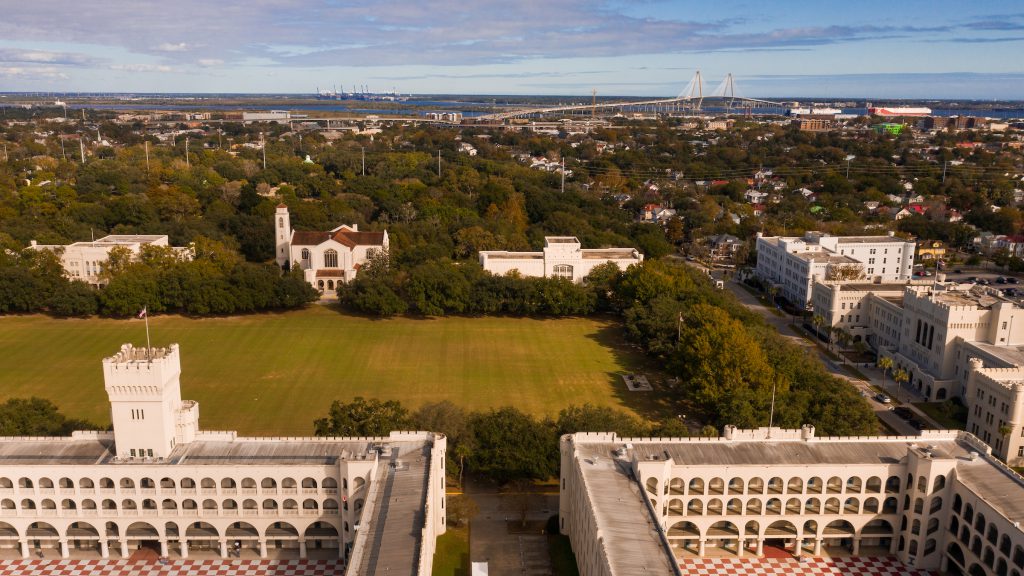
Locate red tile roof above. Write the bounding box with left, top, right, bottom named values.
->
left=291, top=231, right=330, bottom=246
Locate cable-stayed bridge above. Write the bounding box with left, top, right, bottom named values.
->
left=476, top=71, right=786, bottom=121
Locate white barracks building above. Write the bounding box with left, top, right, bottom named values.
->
left=0, top=344, right=446, bottom=576
left=756, top=232, right=916, bottom=306
left=561, top=427, right=1024, bottom=576
left=479, top=236, right=642, bottom=282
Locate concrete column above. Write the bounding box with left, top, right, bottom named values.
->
left=889, top=535, right=899, bottom=554
left=219, top=539, right=228, bottom=558
left=814, top=539, right=822, bottom=556
left=59, top=539, right=69, bottom=559
left=338, top=543, right=345, bottom=559
left=299, top=540, right=307, bottom=559
left=852, top=537, right=861, bottom=555
left=756, top=539, right=764, bottom=556
left=698, top=539, right=706, bottom=557
left=179, top=539, right=188, bottom=559
left=100, top=539, right=109, bottom=559
left=120, top=538, right=129, bottom=558
left=19, top=540, right=29, bottom=559
left=259, top=539, right=267, bottom=559
left=737, top=539, right=744, bottom=557
left=159, top=539, right=168, bottom=557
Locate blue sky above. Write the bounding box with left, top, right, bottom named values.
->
left=0, top=0, right=1022, bottom=98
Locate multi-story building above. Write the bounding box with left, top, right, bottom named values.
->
left=810, top=279, right=1024, bottom=466
left=29, top=235, right=191, bottom=287
left=755, top=232, right=916, bottom=306
left=560, top=427, right=1024, bottom=576
left=479, top=236, right=642, bottom=283
left=0, top=343, right=446, bottom=576
left=274, top=204, right=389, bottom=293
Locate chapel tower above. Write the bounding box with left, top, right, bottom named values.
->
left=275, top=204, right=291, bottom=268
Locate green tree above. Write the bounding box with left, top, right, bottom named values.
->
left=0, top=398, right=100, bottom=436
left=555, top=404, right=646, bottom=437
left=313, top=397, right=413, bottom=437
left=467, top=407, right=558, bottom=483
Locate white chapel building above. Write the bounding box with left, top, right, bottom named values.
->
left=0, top=343, right=446, bottom=575
left=479, top=236, right=643, bottom=282
left=274, top=204, right=389, bottom=292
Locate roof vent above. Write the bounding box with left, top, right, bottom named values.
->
left=969, top=451, right=979, bottom=461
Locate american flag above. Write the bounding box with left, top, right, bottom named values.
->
left=137, top=307, right=147, bottom=319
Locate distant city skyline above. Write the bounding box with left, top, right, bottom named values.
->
left=1, top=0, right=1023, bottom=99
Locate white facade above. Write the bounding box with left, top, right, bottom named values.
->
left=0, top=344, right=445, bottom=576
left=756, top=232, right=915, bottom=306
left=275, top=205, right=389, bottom=293
left=29, top=235, right=190, bottom=287
left=479, top=237, right=642, bottom=283
left=811, top=280, right=1024, bottom=465
left=561, top=428, right=1024, bottom=576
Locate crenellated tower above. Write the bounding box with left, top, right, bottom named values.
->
left=103, top=343, right=199, bottom=460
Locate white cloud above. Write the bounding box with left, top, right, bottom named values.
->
left=155, top=42, right=190, bottom=52
left=110, top=63, right=175, bottom=73
left=197, top=58, right=223, bottom=67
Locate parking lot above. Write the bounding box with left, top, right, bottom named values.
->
left=918, top=268, right=1024, bottom=301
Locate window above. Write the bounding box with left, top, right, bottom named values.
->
left=130, top=449, right=136, bottom=457
left=324, top=249, right=338, bottom=268
left=552, top=264, right=573, bottom=279
left=301, top=248, right=310, bottom=261
left=147, top=449, right=153, bottom=457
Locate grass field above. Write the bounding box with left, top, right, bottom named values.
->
left=0, top=306, right=662, bottom=435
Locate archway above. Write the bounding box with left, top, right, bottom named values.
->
left=26, top=522, right=59, bottom=556
left=185, top=522, right=219, bottom=554
left=0, top=522, right=19, bottom=556
left=707, top=521, right=740, bottom=555
left=125, top=521, right=160, bottom=558
left=226, top=522, right=260, bottom=558
left=304, top=522, right=340, bottom=559
left=764, top=520, right=798, bottom=556
left=66, top=522, right=100, bottom=555
left=667, top=521, right=701, bottom=556
left=265, top=522, right=300, bottom=558
left=861, top=519, right=894, bottom=552
left=823, top=520, right=856, bottom=553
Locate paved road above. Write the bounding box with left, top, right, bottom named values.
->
left=682, top=261, right=935, bottom=436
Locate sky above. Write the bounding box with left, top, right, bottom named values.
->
left=0, top=0, right=1023, bottom=99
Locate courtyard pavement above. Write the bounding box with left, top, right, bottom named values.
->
left=678, top=556, right=936, bottom=576
left=0, top=559, right=344, bottom=576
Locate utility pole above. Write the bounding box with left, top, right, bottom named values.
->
left=79, top=139, right=85, bottom=163
left=144, top=141, right=150, bottom=173
left=361, top=146, right=365, bottom=176
left=942, top=160, right=947, bottom=183
left=261, top=133, right=267, bottom=170
left=60, top=137, right=66, bottom=161
left=217, top=129, right=222, bottom=150
left=561, top=158, right=565, bottom=193
left=184, top=137, right=189, bottom=169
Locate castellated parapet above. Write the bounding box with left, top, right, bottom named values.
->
left=103, top=343, right=197, bottom=460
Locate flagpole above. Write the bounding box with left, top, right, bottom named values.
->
left=144, top=306, right=152, bottom=361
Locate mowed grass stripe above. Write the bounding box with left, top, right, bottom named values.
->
left=0, top=307, right=653, bottom=436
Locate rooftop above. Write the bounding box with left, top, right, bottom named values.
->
left=572, top=444, right=678, bottom=575
left=0, top=435, right=433, bottom=467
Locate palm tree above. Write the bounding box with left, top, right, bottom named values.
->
left=812, top=314, right=825, bottom=340
left=893, top=369, right=909, bottom=403
left=833, top=328, right=851, bottom=361
left=878, top=357, right=894, bottom=390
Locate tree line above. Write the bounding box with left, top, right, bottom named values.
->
left=0, top=237, right=318, bottom=317
left=313, top=397, right=687, bottom=485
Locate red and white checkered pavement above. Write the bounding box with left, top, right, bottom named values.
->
left=678, top=556, right=936, bottom=575
left=0, top=559, right=345, bottom=576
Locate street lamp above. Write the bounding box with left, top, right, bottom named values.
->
left=845, top=155, right=856, bottom=180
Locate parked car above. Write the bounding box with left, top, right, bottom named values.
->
left=966, top=276, right=978, bottom=283
left=893, top=407, right=914, bottom=420
left=953, top=269, right=963, bottom=274
left=1009, top=277, right=1019, bottom=284
left=978, top=279, right=990, bottom=285
left=874, top=393, right=892, bottom=404
left=997, top=277, right=1007, bottom=284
